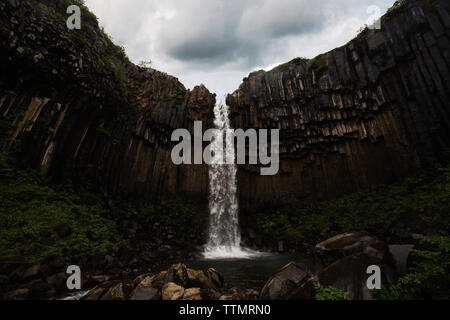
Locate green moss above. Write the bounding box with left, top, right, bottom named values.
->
left=314, top=283, right=351, bottom=300
left=131, top=198, right=209, bottom=243
left=0, top=152, right=125, bottom=264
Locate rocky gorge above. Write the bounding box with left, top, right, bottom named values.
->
left=0, top=0, right=449, bottom=300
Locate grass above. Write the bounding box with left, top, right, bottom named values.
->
left=0, top=152, right=125, bottom=265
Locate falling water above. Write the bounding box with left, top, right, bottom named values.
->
left=203, top=102, right=264, bottom=259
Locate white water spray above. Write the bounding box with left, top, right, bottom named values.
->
left=203, top=102, right=264, bottom=259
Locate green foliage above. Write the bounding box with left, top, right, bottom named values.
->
left=314, top=283, right=351, bottom=300
left=254, top=165, right=450, bottom=248
left=276, top=57, right=308, bottom=71
left=384, top=0, right=416, bottom=20
left=135, top=199, right=209, bottom=243
left=309, top=53, right=328, bottom=76
left=29, top=0, right=134, bottom=104
left=375, top=236, right=450, bottom=300
left=0, top=152, right=124, bottom=265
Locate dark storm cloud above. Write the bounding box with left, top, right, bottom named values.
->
left=85, top=0, right=396, bottom=97
left=160, top=0, right=330, bottom=68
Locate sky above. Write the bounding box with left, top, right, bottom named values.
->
left=84, top=0, right=396, bottom=100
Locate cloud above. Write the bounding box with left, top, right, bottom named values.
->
left=85, top=0, right=396, bottom=98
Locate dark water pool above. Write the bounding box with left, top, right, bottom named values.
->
left=186, top=253, right=313, bottom=290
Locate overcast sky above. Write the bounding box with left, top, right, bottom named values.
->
left=84, top=0, right=396, bottom=100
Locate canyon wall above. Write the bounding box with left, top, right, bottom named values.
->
left=0, top=0, right=215, bottom=202
left=227, top=0, right=450, bottom=211
left=1, top=0, right=450, bottom=213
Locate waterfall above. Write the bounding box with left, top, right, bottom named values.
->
left=203, top=102, right=263, bottom=259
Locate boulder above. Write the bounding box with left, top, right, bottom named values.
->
left=162, top=282, right=184, bottom=300
left=186, top=267, right=223, bottom=290
left=182, top=288, right=202, bottom=300
left=388, top=244, right=414, bottom=276
left=260, top=262, right=312, bottom=300
left=129, top=287, right=160, bottom=300
left=82, top=283, right=110, bottom=300
left=45, top=272, right=67, bottom=291
left=4, top=288, right=29, bottom=300
left=24, top=278, right=52, bottom=299
left=22, top=264, right=41, bottom=280
left=200, top=288, right=221, bottom=300
left=100, top=282, right=126, bottom=300
left=163, top=263, right=223, bottom=291
left=165, top=263, right=188, bottom=286
left=314, top=232, right=387, bottom=271
left=316, top=252, right=397, bottom=300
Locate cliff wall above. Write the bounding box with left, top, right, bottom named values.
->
left=0, top=0, right=216, bottom=202
left=227, top=0, right=450, bottom=211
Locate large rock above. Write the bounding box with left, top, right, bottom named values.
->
left=186, top=267, right=223, bottom=290
left=314, top=232, right=388, bottom=271
left=387, top=244, right=415, bottom=276
left=316, top=252, right=397, bottom=300
left=260, top=262, right=312, bottom=300
left=4, top=288, right=29, bottom=300
left=182, top=288, right=202, bottom=300
left=162, top=282, right=184, bottom=300
left=129, top=287, right=160, bottom=300
left=164, top=263, right=223, bottom=291
left=22, top=264, right=41, bottom=280
left=100, top=282, right=127, bottom=300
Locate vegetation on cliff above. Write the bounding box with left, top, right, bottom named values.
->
left=254, top=163, right=450, bottom=249
left=0, top=152, right=125, bottom=265
left=376, top=236, right=450, bottom=300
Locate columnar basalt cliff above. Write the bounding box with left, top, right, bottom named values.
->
left=0, top=0, right=216, bottom=202
left=227, top=0, right=450, bottom=211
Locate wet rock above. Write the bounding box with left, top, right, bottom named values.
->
left=260, top=262, right=312, bottom=300
left=162, top=282, right=184, bottom=300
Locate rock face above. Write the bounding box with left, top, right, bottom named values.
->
left=0, top=0, right=215, bottom=204
left=227, top=0, right=450, bottom=211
